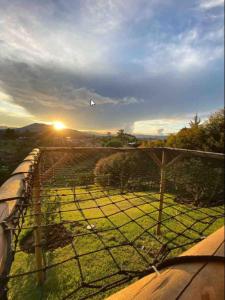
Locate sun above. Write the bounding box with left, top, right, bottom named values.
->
left=53, top=121, right=65, bottom=131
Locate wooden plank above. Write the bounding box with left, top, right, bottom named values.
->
left=161, top=147, right=224, bottom=160
left=0, top=149, right=40, bottom=276
left=147, top=151, right=162, bottom=168
left=165, top=153, right=183, bottom=168
left=106, top=226, right=224, bottom=300
left=33, top=166, right=45, bottom=284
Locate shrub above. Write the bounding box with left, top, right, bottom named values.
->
left=166, top=157, right=224, bottom=206
left=103, top=139, right=123, bottom=148
left=94, top=151, right=159, bottom=191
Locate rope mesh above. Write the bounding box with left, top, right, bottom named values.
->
left=1, top=148, right=224, bottom=299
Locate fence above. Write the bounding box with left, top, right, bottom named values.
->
left=0, top=147, right=224, bottom=299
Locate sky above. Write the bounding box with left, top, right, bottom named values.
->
left=0, top=0, right=224, bottom=135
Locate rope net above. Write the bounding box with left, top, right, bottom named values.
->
left=1, top=148, right=224, bottom=299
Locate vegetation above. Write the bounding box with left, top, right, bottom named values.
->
left=0, top=139, right=33, bottom=184
left=140, top=109, right=224, bottom=153
left=166, top=157, right=224, bottom=206
left=1, top=122, right=223, bottom=299
left=94, top=151, right=159, bottom=191
left=101, top=129, right=137, bottom=148
left=138, top=109, right=224, bottom=206
left=8, top=187, right=224, bottom=300
left=166, top=109, right=224, bottom=153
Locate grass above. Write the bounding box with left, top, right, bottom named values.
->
left=8, top=186, right=224, bottom=300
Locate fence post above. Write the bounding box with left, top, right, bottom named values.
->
left=33, top=163, right=45, bottom=285
left=156, top=150, right=166, bottom=235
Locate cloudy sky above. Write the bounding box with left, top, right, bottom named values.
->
left=0, top=0, right=224, bottom=134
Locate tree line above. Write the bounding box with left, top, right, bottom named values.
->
left=140, top=109, right=224, bottom=153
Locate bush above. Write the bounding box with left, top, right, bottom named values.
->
left=103, top=139, right=123, bottom=148
left=166, top=157, right=224, bottom=206
left=94, top=151, right=159, bottom=191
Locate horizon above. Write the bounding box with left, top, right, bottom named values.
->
left=0, top=0, right=224, bottom=135
left=0, top=110, right=217, bottom=137
left=0, top=121, right=169, bottom=136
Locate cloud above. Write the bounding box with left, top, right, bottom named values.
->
left=132, top=111, right=214, bottom=135
left=136, top=26, right=224, bottom=74
left=199, top=0, right=224, bottom=9
left=133, top=118, right=189, bottom=135
left=0, top=90, right=33, bottom=118
left=0, top=0, right=224, bottom=132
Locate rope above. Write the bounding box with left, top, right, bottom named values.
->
left=0, top=148, right=223, bottom=299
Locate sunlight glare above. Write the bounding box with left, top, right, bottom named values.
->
left=53, top=121, right=65, bottom=131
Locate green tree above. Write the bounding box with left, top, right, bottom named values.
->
left=203, top=109, right=224, bottom=153
left=166, top=126, right=205, bottom=150
left=167, top=157, right=224, bottom=206
left=166, top=109, right=224, bottom=153
left=189, top=114, right=201, bottom=128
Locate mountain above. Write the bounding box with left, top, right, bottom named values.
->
left=0, top=126, right=9, bottom=130
left=16, top=123, right=50, bottom=133
left=134, top=134, right=167, bottom=140
left=15, top=123, right=90, bottom=138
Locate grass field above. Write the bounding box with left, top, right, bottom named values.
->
left=8, top=186, right=224, bottom=300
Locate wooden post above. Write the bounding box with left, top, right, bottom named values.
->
left=120, top=173, right=124, bottom=194
left=33, top=164, right=45, bottom=285
left=156, top=150, right=166, bottom=235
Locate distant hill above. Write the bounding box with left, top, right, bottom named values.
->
left=1, top=123, right=90, bottom=138
left=0, top=123, right=167, bottom=140
left=134, top=134, right=167, bottom=140
left=86, top=131, right=167, bottom=140
left=0, top=126, right=11, bottom=130
left=16, top=123, right=50, bottom=133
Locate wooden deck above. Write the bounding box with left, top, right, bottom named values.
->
left=107, top=226, right=225, bottom=300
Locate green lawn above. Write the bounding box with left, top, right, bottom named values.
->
left=8, top=186, right=224, bottom=300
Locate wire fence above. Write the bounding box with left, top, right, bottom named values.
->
left=0, top=147, right=224, bottom=299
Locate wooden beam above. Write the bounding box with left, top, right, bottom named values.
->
left=147, top=151, right=162, bottom=168
left=33, top=164, right=45, bottom=285
left=165, top=153, right=184, bottom=168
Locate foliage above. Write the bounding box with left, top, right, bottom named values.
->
left=166, top=157, right=224, bottom=206
left=3, top=128, right=17, bottom=139
left=166, top=109, right=224, bottom=153
left=0, top=140, right=33, bottom=184
left=139, top=109, right=224, bottom=153
left=189, top=113, right=201, bottom=128
left=139, top=139, right=166, bottom=148
left=203, top=109, right=224, bottom=153
left=102, top=129, right=137, bottom=148
left=166, top=126, right=206, bottom=150
left=94, top=151, right=159, bottom=191
left=103, top=139, right=123, bottom=148
left=8, top=187, right=224, bottom=300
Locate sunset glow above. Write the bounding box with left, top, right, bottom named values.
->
left=53, top=121, right=65, bottom=131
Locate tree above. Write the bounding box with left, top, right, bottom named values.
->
left=189, top=114, right=201, bottom=128
left=203, top=109, right=224, bottom=153
left=117, top=129, right=125, bottom=139
left=166, top=109, right=224, bottom=152
left=4, top=128, right=17, bottom=139
left=166, top=126, right=205, bottom=150
left=139, top=139, right=166, bottom=148
left=166, top=157, right=224, bottom=206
